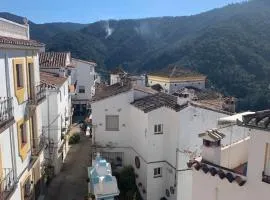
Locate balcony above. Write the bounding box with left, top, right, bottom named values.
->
left=31, top=134, right=46, bottom=156
left=0, top=97, right=14, bottom=132
left=28, top=84, right=46, bottom=106
left=0, top=168, right=16, bottom=200
left=262, top=171, right=270, bottom=184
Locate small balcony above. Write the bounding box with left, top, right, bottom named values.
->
left=0, top=168, right=16, bottom=200
left=28, top=84, right=46, bottom=106
left=0, top=97, right=14, bottom=131
left=262, top=171, right=270, bottom=184
left=31, top=134, right=46, bottom=156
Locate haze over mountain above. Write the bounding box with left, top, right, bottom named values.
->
left=1, top=0, right=270, bottom=111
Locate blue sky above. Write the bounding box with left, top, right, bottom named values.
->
left=1, top=0, right=245, bottom=24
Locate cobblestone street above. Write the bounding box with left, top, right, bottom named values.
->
left=45, top=124, right=92, bottom=200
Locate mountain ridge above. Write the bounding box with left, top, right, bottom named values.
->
left=1, top=0, right=270, bottom=110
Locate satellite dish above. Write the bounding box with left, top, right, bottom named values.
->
left=23, top=17, right=28, bottom=25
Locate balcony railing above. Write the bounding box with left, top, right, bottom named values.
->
left=262, top=171, right=270, bottom=184
left=0, top=97, right=14, bottom=129
left=0, top=168, right=16, bottom=200
left=29, top=84, right=46, bottom=105
left=32, top=134, right=46, bottom=156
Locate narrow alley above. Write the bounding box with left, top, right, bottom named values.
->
left=45, top=125, right=92, bottom=200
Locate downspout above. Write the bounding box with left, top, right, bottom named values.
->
left=5, top=51, right=18, bottom=180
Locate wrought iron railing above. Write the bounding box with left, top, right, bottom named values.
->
left=262, top=171, right=270, bottom=184
left=28, top=84, right=46, bottom=105
left=0, top=97, right=14, bottom=127
left=0, top=168, right=16, bottom=200
left=35, top=83, right=46, bottom=103
left=32, top=134, right=46, bottom=156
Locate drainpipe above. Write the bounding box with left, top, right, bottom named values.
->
left=5, top=51, right=18, bottom=181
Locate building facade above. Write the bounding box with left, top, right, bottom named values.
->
left=189, top=110, right=270, bottom=200
left=40, top=71, right=71, bottom=175
left=71, top=58, right=97, bottom=116
left=90, top=80, right=244, bottom=200
left=0, top=17, right=46, bottom=200
left=148, top=67, right=206, bottom=94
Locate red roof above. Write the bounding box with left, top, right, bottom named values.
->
left=0, top=36, right=44, bottom=48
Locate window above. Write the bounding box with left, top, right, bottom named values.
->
left=67, top=69, right=71, bottom=76
left=154, top=124, right=163, bottom=134
left=154, top=167, right=162, bottom=178
left=78, top=86, right=85, bottom=93
left=23, top=177, right=31, bottom=198
left=16, top=64, right=24, bottom=88
left=106, top=115, right=119, bottom=131
left=20, top=124, right=27, bottom=147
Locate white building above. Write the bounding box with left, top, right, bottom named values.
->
left=88, top=153, right=120, bottom=200
left=189, top=110, right=270, bottom=200
left=110, top=68, right=126, bottom=85
left=40, top=71, right=71, bottom=175
left=0, top=17, right=46, bottom=200
left=90, top=80, right=245, bottom=200
left=71, top=58, right=97, bottom=115
left=148, top=67, right=206, bottom=94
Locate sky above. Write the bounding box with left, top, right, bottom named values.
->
left=1, top=0, right=245, bottom=24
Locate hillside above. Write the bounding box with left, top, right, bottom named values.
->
left=1, top=0, right=270, bottom=111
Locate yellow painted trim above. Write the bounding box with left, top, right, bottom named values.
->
left=26, top=57, right=34, bottom=99
left=17, top=119, right=30, bottom=161
left=20, top=174, right=32, bottom=200
left=148, top=75, right=206, bottom=83
left=13, top=58, right=26, bottom=104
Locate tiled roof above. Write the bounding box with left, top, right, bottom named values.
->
left=133, top=85, right=157, bottom=95
left=241, top=110, right=270, bottom=129
left=40, top=72, right=68, bottom=88
left=150, top=66, right=205, bottom=78
left=91, top=82, right=132, bottom=102
left=131, top=92, right=187, bottom=113
left=39, top=52, right=71, bottom=68
left=187, top=160, right=246, bottom=186
left=173, top=87, right=235, bottom=114
left=198, top=129, right=225, bottom=142
left=0, top=36, right=44, bottom=48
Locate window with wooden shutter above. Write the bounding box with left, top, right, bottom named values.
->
left=106, top=115, right=119, bottom=131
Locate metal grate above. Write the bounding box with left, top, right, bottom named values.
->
left=0, top=97, right=13, bottom=126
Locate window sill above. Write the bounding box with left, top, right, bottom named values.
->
left=154, top=132, right=163, bottom=135
left=153, top=175, right=162, bottom=178
left=106, top=129, right=120, bottom=131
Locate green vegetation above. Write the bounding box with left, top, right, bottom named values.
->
left=68, top=133, right=81, bottom=145
left=2, top=0, right=270, bottom=110
left=113, top=166, right=142, bottom=200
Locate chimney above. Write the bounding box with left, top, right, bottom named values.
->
left=58, top=67, right=66, bottom=78
left=222, top=97, right=236, bottom=113
left=199, top=129, right=225, bottom=165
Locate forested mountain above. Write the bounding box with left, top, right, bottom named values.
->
left=1, top=0, right=270, bottom=110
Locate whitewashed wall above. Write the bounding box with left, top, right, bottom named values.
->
left=72, top=59, right=96, bottom=101
left=92, top=91, right=134, bottom=147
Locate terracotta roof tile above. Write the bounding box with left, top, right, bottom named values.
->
left=131, top=92, right=187, bottom=113
left=40, top=72, right=68, bottom=88
left=39, top=52, right=71, bottom=68
left=0, top=36, right=44, bottom=48
left=91, top=82, right=132, bottom=102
